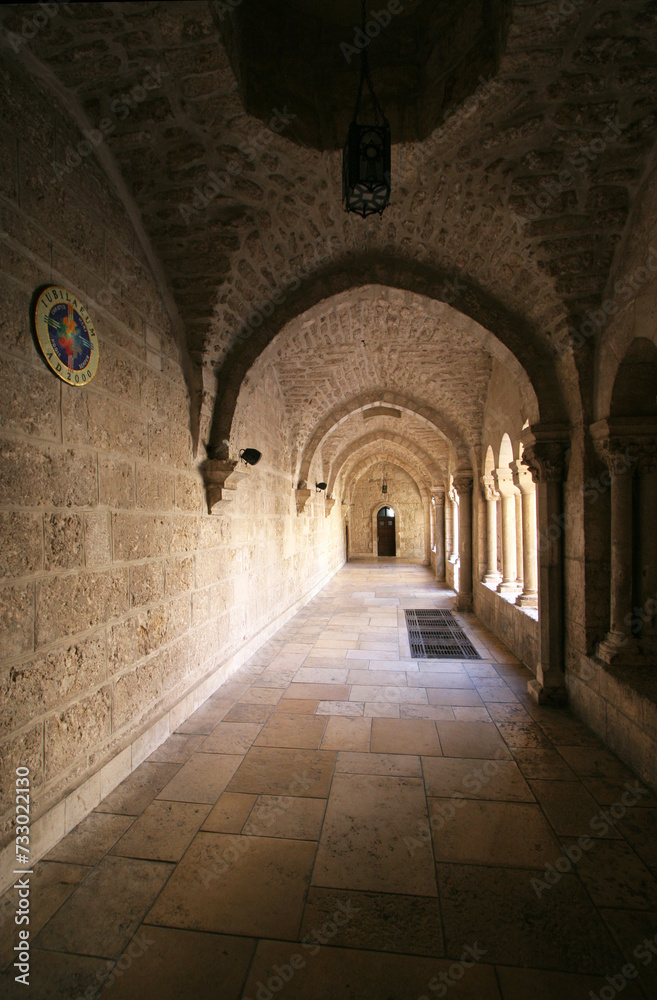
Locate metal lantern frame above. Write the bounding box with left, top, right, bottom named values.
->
left=343, top=0, right=391, bottom=217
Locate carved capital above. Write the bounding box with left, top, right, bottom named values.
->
left=493, top=467, right=519, bottom=498
left=325, top=497, right=336, bottom=517
left=452, top=473, right=473, bottom=496
left=520, top=424, right=569, bottom=484
left=481, top=474, right=500, bottom=503
left=431, top=485, right=446, bottom=505
left=295, top=488, right=312, bottom=514
left=591, top=418, right=657, bottom=475
left=201, top=459, right=249, bottom=514
left=511, top=459, right=535, bottom=494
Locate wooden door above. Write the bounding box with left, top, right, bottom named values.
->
left=377, top=508, right=396, bottom=556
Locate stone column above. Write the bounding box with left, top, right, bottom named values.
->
left=481, top=475, right=501, bottom=585
left=637, top=446, right=657, bottom=658
left=432, top=486, right=446, bottom=582
left=445, top=488, right=454, bottom=561
left=453, top=473, right=473, bottom=611
left=521, top=426, right=569, bottom=705
left=593, top=435, right=636, bottom=664
left=515, top=492, right=524, bottom=589
left=512, top=460, right=538, bottom=608
left=494, top=468, right=521, bottom=595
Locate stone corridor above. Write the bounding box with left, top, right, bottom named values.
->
left=2, top=561, right=656, bottom=1000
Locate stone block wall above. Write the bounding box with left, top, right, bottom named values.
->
left=0, top=66, right=344, bottom=859
left=349, top=466, right=427, bottom=562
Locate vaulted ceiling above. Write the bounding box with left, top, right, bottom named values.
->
left=2, top=0, right=654, bottom=466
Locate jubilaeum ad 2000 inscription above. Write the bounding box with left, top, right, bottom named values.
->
left=34, top=285, right=99, bottom=386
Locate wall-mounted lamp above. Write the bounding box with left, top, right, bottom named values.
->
left=240, top=448, right=262, bottom=466
left=316, top=482, right=327, bottom=492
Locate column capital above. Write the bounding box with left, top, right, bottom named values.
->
left=520, top=424, right=570, bottom=483
left=431, top=485, right=446, bottom=505
left=590, top=418, right=657, bottom=475
left=481, top=473, right=500, bottom=502
left=493, top=467, right=519, bottom=497
left=452, top=472, right=473, bottom=496
left=511, top=459, right=535, bottom=494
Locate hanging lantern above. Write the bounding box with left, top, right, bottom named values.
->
left=381, top=460, right=388, bottom=494
left=343, top=0, right=391, bottom=217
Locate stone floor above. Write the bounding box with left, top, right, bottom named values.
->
left=2, top=561, right=657, bottom=999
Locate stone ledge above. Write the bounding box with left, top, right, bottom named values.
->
left=568, top=655, right=657, bottom=793
left=0, top=559, right=344, bottom=895
left=474, top=580, right=539, bottom=675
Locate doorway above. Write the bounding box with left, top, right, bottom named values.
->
left=377, top=506, right=396, bottom=557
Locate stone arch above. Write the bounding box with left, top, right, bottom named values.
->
left=298, top=390, right=465, bottom=486
left=208, top=259, right=574, bottom=457
left=610, top=339, right=657, bottom=419
left=498, top=432, right=515, bottom=470
left=327, top=431, right=444, bottom=497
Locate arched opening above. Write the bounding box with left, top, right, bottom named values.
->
left=377, top=506, right=396, bottom=557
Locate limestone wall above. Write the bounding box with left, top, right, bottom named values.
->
left=0, top=66, right=344, bottom=857
left=349, top=465, right=427, bottom=562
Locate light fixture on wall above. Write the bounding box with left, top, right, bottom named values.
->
left=316, top=482, right=328, bottom=492
left=342, top=0, right=391, bottom=217
left=381, top=460, right=388, bottom=494
left=240, top=448, right=262, bottom=466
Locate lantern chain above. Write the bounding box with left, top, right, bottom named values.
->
left=352, top=0, right=389, bottom=126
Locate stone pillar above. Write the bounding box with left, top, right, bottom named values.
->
left=481, top=475, right=501, bottom=585
left=521, top=426, right=569, bottom=705
left=494, top=468, right=521, bottom=595
left=453, top=473, right=473, bottom=611
left=637, top=448, right=657, bottom=658
left=596, top=440, right=636, bottom=663
left=445, top=489, right=454, bottom=561
left=432, top=486, right=446, bottom=582
left=512, top=460, right=538, bottom=608
left=515, top=492, right=524, bottom=588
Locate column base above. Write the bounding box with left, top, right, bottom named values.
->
left=455, top=594, right=473, bottom=612
left=596, top=630, right=638, bottom=666
left=497, top=581, right=522, bottom=595
left=527, top=678, right=568, bottom=707
left=483, top=573, right=502, bottom=586
left=516, top=591, right=538, bottom=608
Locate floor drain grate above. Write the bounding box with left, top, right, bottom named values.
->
left=405, top=610, right=480, bottom=659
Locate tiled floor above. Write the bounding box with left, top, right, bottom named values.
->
left=2, top=561, right=657, bottom=999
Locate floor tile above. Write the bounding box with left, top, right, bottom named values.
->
left=429, top=799, right=560, bottom=867
left=175, top=699, right=232, bottom=734
left=437, top=863, right=623, bottom=974
left=227, top=747, right=336, bottom=797
left=563, top=837, right=657, bottom=909
left=200, top=722, right=262, bottom=754
left=436, top=721, right=512, bottom=759
left=254, top=713, right=328, bottom=749
left=201, top=791, right=256, bottom=833
left=371, top=718, right=442, bottom=756
left=0, top=951, right=111, bottom=1000
left=312, top=772, right=437, bottom=896
left=147, top=733, right=205, bottom=763
left=321, top=716, right=372, bottom=751
left=294, top=667, right=350, bottom=684
left=102, top=927, right=256, bottom=1000
left=427, top=689, right=484, bottom=706
left=316, top=700, right=365, bottom=716
left=243, top=795, right=326, bottom=839
left=222, top=702, right=273, bottom=723
left=282, top=683, right=351, bottom=701
left=272, top=698, right=319, bottom=715
left=35, top=855, right=173, bottom=959
left=600, top=907, right=657, bottom=998
left=241, top=941, right=501, bottom=1000
left=157, top=754, right=243, bottom=803
left=239, top=686, right=283, bottom=705
left=44, top=812, right=134, bottom=866
left=300, top=887, right=443, bottom=957
left=495, top=965, right=646, bottom=1000
left=510, top=748, right=576, bottom=780
left=145, top=832, right=315, bottom=939
left=351, top=686, right=428, bottom=704
left=528, top=779, right=622, bottom=838
left=422, top=757, right=534, bottom=802
left=96, top=762, right=182, bottom=816
left=495, top=722, right=553, bottom=748
left=335, top=751, right=422, bottom=777
left=111, top=800, right=211, bottom=862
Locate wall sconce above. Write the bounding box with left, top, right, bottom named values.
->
left=240, top=448, right=262, bottom=466
left=316, top=482, right=327, bottom=492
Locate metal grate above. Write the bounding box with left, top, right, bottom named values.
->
left=405, top=610, right=480, bottom=659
